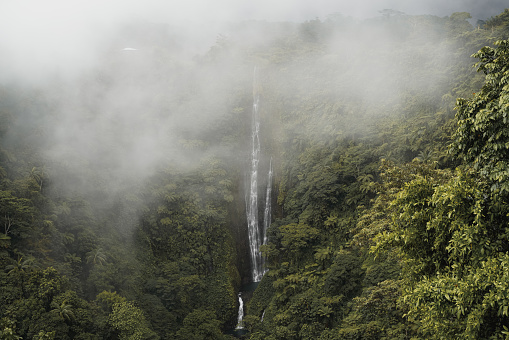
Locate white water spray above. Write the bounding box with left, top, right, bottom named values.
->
left=247, top=91, right=264, bottom=282
left=263, top=157, right=273, bottom=247
left=236, top=293, right=244, bottom=329
left=247, top=66, right=272, bottom=282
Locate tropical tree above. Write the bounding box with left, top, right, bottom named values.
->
left=0, top=191, right=34, bottom=238
left=50, top=300, right=75, bottom=323
left=452, top=39, right=509, bottom=192
left=5, top=256, right=37, bottom=297
left=86, top=248, right=107, bottom=266
left=0, top=318, right=22, bottom=340
left=109, top=301, right=159, bottom=340
left=174, top=309, right=224, bottom=340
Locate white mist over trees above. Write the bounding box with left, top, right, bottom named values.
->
left=0, top=0, right=506, bottom=83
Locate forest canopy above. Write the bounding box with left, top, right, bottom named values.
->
left=1, top=6, right=509, bottom=340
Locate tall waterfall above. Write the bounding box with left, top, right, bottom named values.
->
left=246, top=68, right=271, bottom=282
left=247, top=92, right=263, bottom=282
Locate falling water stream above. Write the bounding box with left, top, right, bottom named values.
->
left=246, top=66, right=273, bottom=283
left=236, top=68, right=273, bottom=330
left=235, top=68, right=273, bottom=335
left=263, top=158, right=273, bottom=247
left=247, top=90, right=264, bottom=282
left=235, top=293, right=244, bottom=330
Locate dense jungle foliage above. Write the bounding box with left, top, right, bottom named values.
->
left=1, top=7, right=509, bottom=340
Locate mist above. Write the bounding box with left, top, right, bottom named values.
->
left=1, top=0, right=506, bottom=82
left=0, top=0, right=507, bottom=224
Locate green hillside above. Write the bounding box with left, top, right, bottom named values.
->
left=1, top=8, right=509, bottom=340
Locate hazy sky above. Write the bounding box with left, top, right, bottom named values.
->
left=0, top=0, right=507, bottom=83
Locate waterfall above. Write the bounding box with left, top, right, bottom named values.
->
left=246, top=67, right=272, bottom=282
left=235, top=293, right=244, bottom=329
left=263, top=157, right=273, bottom=247
left=247, top=92, right=263, bottom=282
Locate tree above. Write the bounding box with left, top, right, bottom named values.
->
left=175, top=309, right=223, bottom=340
left=372, top=164, right=509, bottom=338
left=323, top=250, right=364, bottom=298
left=86, top=248, right=107, bottom=266
left=50, top=300, right=75, bottom=323
left=96, top=291, right=126, bottom=313
left=0, top=318, right=22, bottom=340
left=109, top=301, right=159, bottom=340
left=5, top=256, right=38, bottom=297
left=0, top=190, right=34, bottom=239
left=334, top=280, right=412, bottom=340
left=446, top=12, right=473, bottom=36
left=379, top=9, right=405, bottom=18
left=279, top=223, right=320, bottom=265
left=452, top=39, right=509, bottom=192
